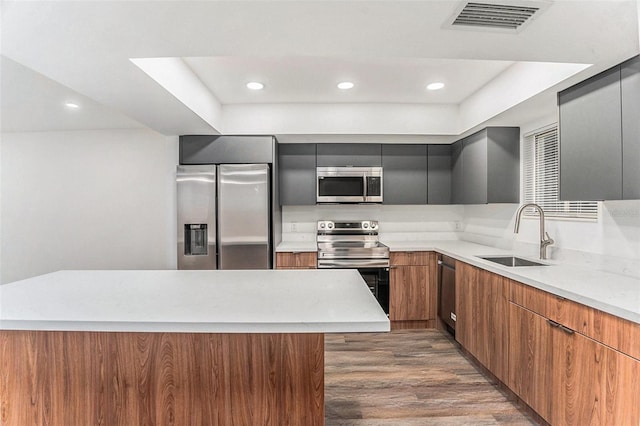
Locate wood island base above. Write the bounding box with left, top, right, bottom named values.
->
left=1, top=331, right=325, bottom=425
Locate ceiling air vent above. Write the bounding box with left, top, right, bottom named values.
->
left=450, top=1, right=545, bottom=32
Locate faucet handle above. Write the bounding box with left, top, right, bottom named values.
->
left=544, top=232, right=554, bottom=245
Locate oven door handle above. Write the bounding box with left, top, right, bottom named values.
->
left=318, top=259, right=390, bottom=268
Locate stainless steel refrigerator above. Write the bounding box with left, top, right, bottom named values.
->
left=177, top=164, right=271, bottom=270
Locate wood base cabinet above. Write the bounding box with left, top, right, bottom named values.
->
left=0, top=331, right=325, bottom=426
left=389, top=252, right=436, bottom=325
left=455, top=262, right=509, bottom=383
left=276, top=252, right=317, bottom=269
left=509, top=302, right=640, bottom=425
left=508, top=303, right=555, bottom=422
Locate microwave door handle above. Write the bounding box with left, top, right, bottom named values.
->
left=362, top=175, right=367, bottom=202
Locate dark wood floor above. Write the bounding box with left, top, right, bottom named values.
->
left=325, top=329, right=537, bottom=425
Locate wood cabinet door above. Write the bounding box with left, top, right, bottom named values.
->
left=455, top=261, right=477, bottom=352
left=508, top=303, right=554, bottom=423
left=456, top=263, right=509, bottom=382
left=390, top=251, right=431, bottom=266
left=477, top=270, right=509, bottom=382
left=552, top=326, right=640, bottom=426
left=276, top=252, right=317, bottom=269
left=389, top=265, right=430, bottom=321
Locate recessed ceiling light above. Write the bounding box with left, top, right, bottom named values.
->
left=427, top=82, right=445, bottom=91
left=337, top=81, right=354, bottom=90
left=65, top=102, right=80, bottom=109
left=246, top=82, right=264, bottom=90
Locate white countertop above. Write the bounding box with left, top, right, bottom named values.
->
left=387, top=240, right=640, bottom=325
left=0, top=269, right=390, bottom=333
left=275, top=241, right=318, bottom=252
left=276, top=240, right=640, bottom=324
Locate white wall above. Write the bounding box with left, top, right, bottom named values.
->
left=1, top=128, right=178, bottom=284
left=223, top=103, right=460, bottom=136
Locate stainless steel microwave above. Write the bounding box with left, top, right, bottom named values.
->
left=316, top=166, right=383, bottom=203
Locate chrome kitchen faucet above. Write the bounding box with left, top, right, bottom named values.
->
left=514, top=203, right=554, bottom=260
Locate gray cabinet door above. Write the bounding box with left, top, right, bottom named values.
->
left=559, top=67, right=623, bottom=200
left=451, top=140, right=464, bottom=204
left=382, top=144, right=428, bottom=204
left=278, top=144, right=317, bottom=205
left=316, top=143, right=382, bottom=166
left=487, top=127, right=520, bottom=203
left=427, top=145, right=452, bottom=204
left=622, top=55, right=640, bottom=199
left=179, top=135, right=275, bottom=164
left=463, top=130, right=488, bottom=204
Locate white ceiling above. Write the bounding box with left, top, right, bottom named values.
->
left=183, top=56, right=515, bottom=104
left=1, top=0, right=639, bottom=137
left=0, top=57, right=143, bottom=133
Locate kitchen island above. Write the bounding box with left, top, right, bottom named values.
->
left=0, top=269, right=389, bottom=425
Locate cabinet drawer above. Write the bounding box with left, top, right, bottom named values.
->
left=509, top=280, right=549, bottom=316
left=276, top=252, right=317, bottom=268
left=547, top=294, right=640, bottom=361
left=390, top=251, right=433, bottom=266
left=510, top=281, right=640, bottom=360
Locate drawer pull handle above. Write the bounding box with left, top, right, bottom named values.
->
left=559, top=325, right=575, bottom=335
left=546, top=319, right=575, bottom=335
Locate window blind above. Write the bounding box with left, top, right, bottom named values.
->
left=523, top=125, right=598, bottom=220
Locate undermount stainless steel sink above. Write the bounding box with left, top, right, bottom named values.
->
left=478, top=256, right=548, bottom=267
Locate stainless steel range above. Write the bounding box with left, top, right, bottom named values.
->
left=317, top=220, right=390, bottom=313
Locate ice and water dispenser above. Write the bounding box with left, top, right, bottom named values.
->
left=184, top=224, right=208, bottom=256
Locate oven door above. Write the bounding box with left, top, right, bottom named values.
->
left=358, top=268, right=389, bottom=315
left=364, top=175, right=382, bottom=203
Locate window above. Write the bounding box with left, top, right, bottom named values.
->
left=523, top=124, right=598, bottom=220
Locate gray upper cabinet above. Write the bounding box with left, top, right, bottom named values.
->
left=382, top=144, right=428, bottom=205
left=622, top=55, right=640, bottom=199
left=559, top=66, right=623, bottom=201
left=316, top=143, right=382, bottom=167
left=427, top=145, right=452, bottom=204
left=462, top=131, right=488, bottom=204
left=278, top=144, right=317, bottom=205
left=453, top=127, right=520, bottom=204
left=451, top=140, right=464, bottom=204
left=485, top=127, right=520, bottom=203
left=179, top=135, right=275, bottom=164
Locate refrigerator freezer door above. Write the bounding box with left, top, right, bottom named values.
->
left=218, top=164, right=271, bottom=269
left=177, top=165, right=217, bottom=270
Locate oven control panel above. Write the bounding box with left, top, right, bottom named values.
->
left=317, top=220, right=378, bottom=232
